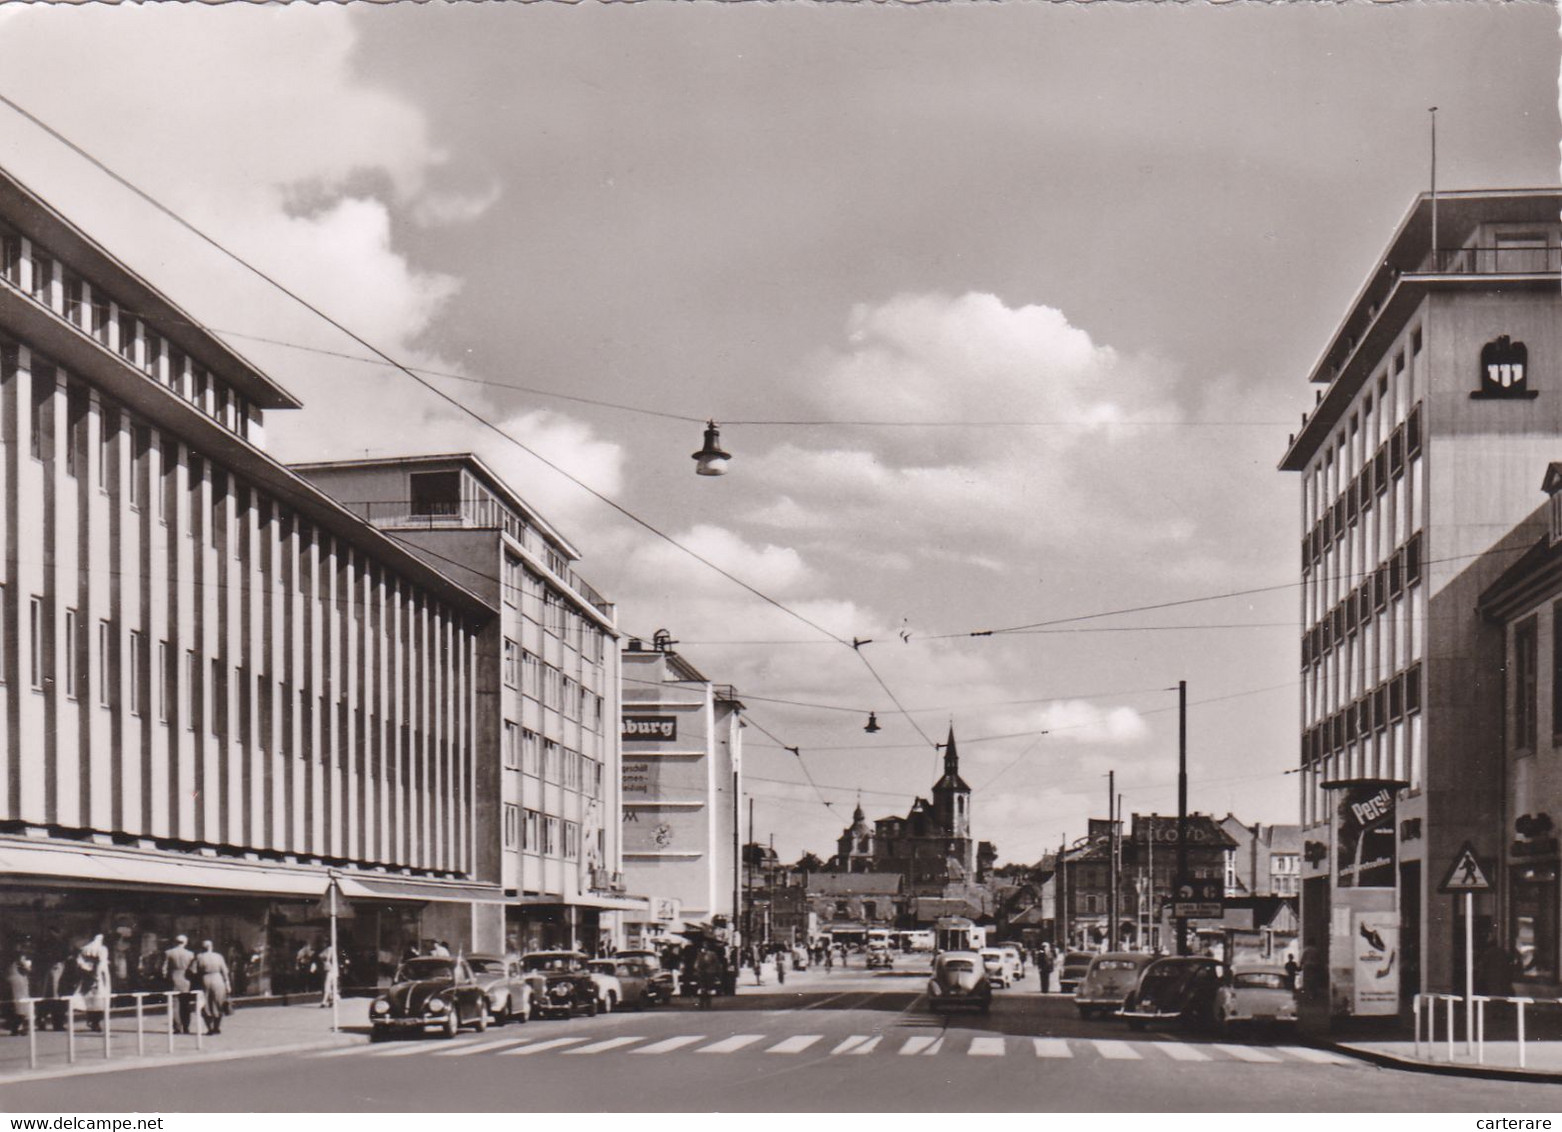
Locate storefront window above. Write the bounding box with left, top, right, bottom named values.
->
left=1512, top=863, right=1558, bottom=982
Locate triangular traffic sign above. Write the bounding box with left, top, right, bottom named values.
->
left=1438, top=841, right=1493, bottom=893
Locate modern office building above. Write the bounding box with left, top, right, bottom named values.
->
left=619, top=637, right=742, bottom=942
left=0, top=165, right=501, bottom=993
left=293, top=454, right=637, bottom=955
left=1280, top=188, right=1562, bottom=1017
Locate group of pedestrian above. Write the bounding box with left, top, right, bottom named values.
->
left=2, top=929, right=232, bottom=1038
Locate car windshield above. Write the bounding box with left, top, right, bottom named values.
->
left=522, top=954, right=582, bottom=972
left=942, top=960, right=975, bottom=973
left=1142, top=963, right=1207, bottom=993
left=395, top=959, right=453, bottom=982
left=1234, top=972, right=1289, bottom=990
left=588, top=961, right=616, bottom=974
left=467, top=959, right=506, bottom=975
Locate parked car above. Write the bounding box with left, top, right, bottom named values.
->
left=978, top=947, right=1016, bottom=988
left=999, top=944, right=1028, bottom=979
left=1058, top=950, right=1095, bottom=994
left=369, top=956, right=490, bottom=1040
left=927, top=950, right=991, bottom=1014
left=1119, top=956, right=1223, bottom=1031
left=866, top=942, right=895, bottom=970
left=1213, top=967, right=1299, bottom=1032
left=520, top=951, right=601, bottom=1019
left=465, top=954, right=533, bottom=1024
left=1074, top=952, right=1153, bottom=1019
left=593, top=956, right=672, bottom=1008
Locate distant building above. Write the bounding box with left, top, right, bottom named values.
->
left=806, top=872, right=904, bottom=942
left=1219, top=817, right=1302, bottom=898
left=1280, top=187, right=1562, bottom=1017
left=618, top=638, right=742, bottom=943
left=830, top=727, right=987, bottom=894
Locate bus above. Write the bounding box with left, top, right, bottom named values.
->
left=934, top=916, right=987, bottom=954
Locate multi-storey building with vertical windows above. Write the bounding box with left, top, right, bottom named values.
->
left=1280, top=188, right=1562, bottom=1019
left=292, top=455, right=633, bottom=955
left=0, top=166, right=502, bottom=994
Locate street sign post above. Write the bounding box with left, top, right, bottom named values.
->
left=1171, top=877, right=1223, bottom=922
left=1437, top=842, right=1493, bottom=1053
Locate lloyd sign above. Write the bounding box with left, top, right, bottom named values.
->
left=622, top=715, right=677, bottom=742
left=1336, top=781, right=1398, bottom=889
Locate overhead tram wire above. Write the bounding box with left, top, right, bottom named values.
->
left=739, top=712, right=838, bottom=814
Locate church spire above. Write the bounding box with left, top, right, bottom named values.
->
left=942, top=725, right=959, bottom=779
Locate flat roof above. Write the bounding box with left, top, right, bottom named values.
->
left=0, top=163, right=302, bottom=411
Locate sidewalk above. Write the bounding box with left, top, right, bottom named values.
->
left=1335, top=1038, right=1562, bottom=1082
left=0, top=998, right=369, bottom=1085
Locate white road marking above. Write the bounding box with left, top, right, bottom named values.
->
left=1212, top=1043, right=1281, bottom=1063
left=1032, top=1038, right=1073, bottom=1058
left=633, top=1035, right=706, bottom=1055
left=1276, top=1045, right=1353, bottom=1064
left=842, top=1036, right=881, bottom=1055
left=767, top=1034, right=823, bottom=1054
left=500, top=1037, right=588, bottom=1055
left=830, top=1035, right=872, bottom=1055
left=564, top=1036, right=645, bottom=1055
left=370, top=1039, right=473, bottom=1057
left=316, top=1044, right=378, bottom=1058
left=697, top=1034, right=766, bottom=1054
left=433, top=1038, right=531, bottom=1056
left=899, top=1035, right=941, bottom=1056
left=1093, top=1040, right=1142, bottom=1060
left=1155, top=1042, right=1211, bottom=1061
left=967, top=1037, right=1006, bottom=1056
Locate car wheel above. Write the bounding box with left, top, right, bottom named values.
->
left=1077, top=1005, right=1093, bottom=1020
left=978, top=999, right=991, bottom=1015
left=443, top=1010, right=460, bottom=1039
left=474, top=1005, right=488, bottom=1033
left=585, top=997, right=599, bottom=1018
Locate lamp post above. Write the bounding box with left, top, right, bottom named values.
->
left=1177, top=680, right=1189, bottom=957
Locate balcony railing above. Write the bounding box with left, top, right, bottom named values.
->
left=1417, top=245, right=1562, bottom=276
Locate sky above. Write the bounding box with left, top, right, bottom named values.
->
left=0, top=2, right=1556, bottom=866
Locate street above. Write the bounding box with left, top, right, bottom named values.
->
left=4, top=972, right=1560, bottom=1113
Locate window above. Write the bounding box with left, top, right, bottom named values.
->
left=523, top=728, right=540, bottom=776
left=564, top=821, right=580, bottom=860
left=143, top=333, right=162, bottom=379
left=98, top=407, right=115, bottom=491
left=158, top=641, right=170, bottom=722
left=1516, top=616, right=1538, bottom=752
left=64, top=386, right=86, bottom=479
left=29, top=597, right=43, bottom=690
left=186, top=650, right=199, bottom=731
left=1511, top=863, right=1559, bottom=982
left=544, top=816, right=559, bottom=856
left=543, top=665, right=561, bottom=710
left=502, top=639, right=520, bottom=688
left=525, top=810, right=539, bottom=852
left=409, top=471, right=461, bottom=517
left=544, top=740, right=560, bottom=782
left=503, top=555, right=521, bottom=606
left=562, top=676, right=577, bottom=719
left=91, top=297, right=110, bottom=345
left=862, top=900, right=877, bottom=921
left=118, top=311, right=137, bottom=363
left=504, top=804, right=521, bottom=850
left=63, top=609, right=77, bottom=699
left=523, top=652, right=541, bottom=698
left=128, top=630, right=143, bottom=716
left=97, top=619, right=111, bottom=707
left=28, top=373, right=48, bottom=461
left=0, top=233, right=18, bottom=284
left=212, top=659, right=226, bottom=737
left=503, top=720, right=520, bottom=769
left=1553, top=602, right=1562, bottom=743
left=30, top=254, right=52, bottom=304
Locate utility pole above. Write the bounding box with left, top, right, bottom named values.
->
left=732, top=768, right=741, bottom=949
left=1057, top=835, right=1068, bottom=951
left=1177, top=680, right=1189, bottom=957
left=1108, top=771, right=1118, bottom=952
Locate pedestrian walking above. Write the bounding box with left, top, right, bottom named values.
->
left=824, top=946, right=833, bottom=972
left=76, top=933, right=112, bottom=1032
left=1036, top=948, right=1054, bottom=993
left=774, top=949, right=786, bottom=986
left=162, top=934, right=195, bottom=1034
left=294, top=940, right=315, bottom=995
left=694, top=946, right=722, bottom=1010
left=317, top=942, right=338, bottom=1008
left=188, top=940, right=230, bottom=1036
left=36, top=927, right=69, bottom=1031
left=4, top=954, right=32, bottom=1036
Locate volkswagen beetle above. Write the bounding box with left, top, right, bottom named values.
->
left=1119, top=956, right=1223, bottom=1031
left=369, top=956, right=490, bottom=1040
left=926, top=950, right=991, bottom=1014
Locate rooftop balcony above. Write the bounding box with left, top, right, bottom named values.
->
left=1415, top=244, right=1562, bottom=276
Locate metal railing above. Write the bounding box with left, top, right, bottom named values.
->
left=1417, top=246, right=1562, bottom=276
left=10, top=991, right=207, bottom=1071
left=1414, top=991, right=1558, bottom=1069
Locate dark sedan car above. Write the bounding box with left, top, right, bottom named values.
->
left=1119, top=957, right=1223, bottom=1032
left=520, top=951, right=600, bottom=1019
left=369, top=957, right=490, bottom=1040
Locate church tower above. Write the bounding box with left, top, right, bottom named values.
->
left=931, top=726, right=974, bottom=874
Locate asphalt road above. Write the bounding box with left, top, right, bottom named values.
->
left=4, top=970, right=1560, bottom=1113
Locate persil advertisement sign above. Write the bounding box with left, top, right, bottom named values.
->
left=1352, top=912, right=1400, bottom=1016
left=1336, top=782, right=1397, bottom=889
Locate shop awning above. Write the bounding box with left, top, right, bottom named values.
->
left=0, top=838, right=503, bottom=905
left=517, top=892, right=651, bottom=912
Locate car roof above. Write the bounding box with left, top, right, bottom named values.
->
left=937, top=950, right=982, bottom=961
left=466, top=953, right=505, bottom=962
left=523, top=950, right=587, bottom=958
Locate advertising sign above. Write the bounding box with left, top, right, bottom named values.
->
left=1352, top=912, right=1400, bottom=1016
left=622, top=715, right=678, bottom=742
left=1336, top=782, right=1397, bottom=889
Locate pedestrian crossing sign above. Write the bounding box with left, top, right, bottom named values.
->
left=1437, top=841, right=1493, bottom=893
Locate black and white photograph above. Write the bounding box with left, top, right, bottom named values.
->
left=0, top=0, right=1559, bottom=1119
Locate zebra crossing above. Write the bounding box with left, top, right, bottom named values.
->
left=339, top=1031, right=1361, bottom=1067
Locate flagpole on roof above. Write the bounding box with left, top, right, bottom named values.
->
left=1429, top=107, right=1439, bottom=261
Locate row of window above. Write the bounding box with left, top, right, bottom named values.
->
left=501, top=554, right=606, bottom=662
left=501, top=720, right=603, bottom=796
left=1301, top=663, right=1423, bottom=765
left=1, top=231, right=253, bottom=440
left=502, top=805, right=585, bottom=858
left=501, top=638, right=605, bottom=724
left=1301, top=532, right=1423, bottom=667
left=1303, top=405, right=1422, bottom=573
left=1507, top=603, right=1562, bottom=753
